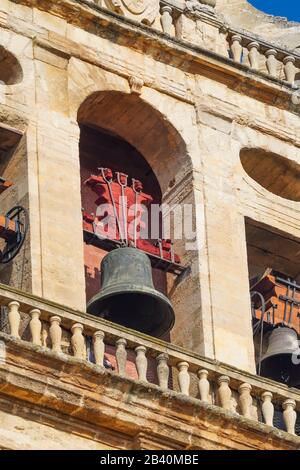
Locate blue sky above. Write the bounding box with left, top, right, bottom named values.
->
left=249, top=1, right=300, bottom=22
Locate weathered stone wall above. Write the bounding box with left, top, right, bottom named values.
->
left=0, top=0, right=299, bottom=379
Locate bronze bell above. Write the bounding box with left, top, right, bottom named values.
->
left=87, top=247, right=175, bottom=338
left=259, top=326, right=300, bottom=388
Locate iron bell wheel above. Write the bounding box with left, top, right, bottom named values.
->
left=259, top=326, right=300, bottom=388
left=87, top=247, right=175, bottom=338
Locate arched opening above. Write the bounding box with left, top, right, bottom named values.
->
left=80, top=125, right=166, bottom=303
left=78, top=91, right=192, bottom=341
left=0, top=47, right=23, bottom=85
left=78, top=91, right=189, bottom=196
left=240, top=147, right=300, bottom=202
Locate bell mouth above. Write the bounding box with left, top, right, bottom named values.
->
left=87, top=287, right=175, bottom=338
left=258, top=326, right=300, bottom=388
left=260, top=354, right=300, bottom=388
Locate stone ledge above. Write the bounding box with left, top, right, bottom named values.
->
left=0, top=333, right=299, bottom=450
left=1, top=283, right=300, bottom=405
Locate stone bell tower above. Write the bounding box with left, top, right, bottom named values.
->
left=0, top=0, right=300, bottom=450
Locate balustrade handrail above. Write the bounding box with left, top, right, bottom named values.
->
left=1, top=281, right=300, bottom=438
left=82, top=0, right=300, bottom=75
left=227, top=29, right=300, bottom=64
left=159, top=0, right=300, bottom=67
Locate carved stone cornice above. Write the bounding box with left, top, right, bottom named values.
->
left=3, top=0, right=300, bottom=115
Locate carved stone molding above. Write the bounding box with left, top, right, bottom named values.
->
left=103, top=0, right=159, bottom=25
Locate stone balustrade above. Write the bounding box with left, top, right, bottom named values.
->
left=87, top=0, right=300, bottom=88
left=227, top=32, right=300, bottom=86
left=0, top=284, right=299, bottom=437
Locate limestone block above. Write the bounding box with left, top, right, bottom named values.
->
left=66, top=24, right=90, bottom=48
left=0, top=0, right=9, bottom=13
left=0, top=409, right=115, bottom=450
left=8, top=2, right=33, bottom=22
left=33, top=8, right=67, bottom=36
left=34, top=46, right=68, bottom=70
left=35, top=60, right=69, bottom=116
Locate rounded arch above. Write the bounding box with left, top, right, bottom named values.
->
left=77, top=90, right=191, bottom=197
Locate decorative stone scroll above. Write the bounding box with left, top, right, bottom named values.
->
left=103, top=0, right=159, bottom=25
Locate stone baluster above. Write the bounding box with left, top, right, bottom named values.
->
left=197, top=369, right=210, bottom=403
left=247, top=42, right=260, bottom=69
left=177, top=362, right=190, bottom=396
left=49, top=316, right=62, bottom=353
left=265, top=49, right=278, bottom=77
left=261, top=391, right=274, bottom=427
left=157, top=353, right=169, bottom=390
left=160, top=6, right=173, bottom=35
left=282, top=399, right=297, bottom=435
left=283, top=56, right=296, bottom=84
left=116, top=338, right=127, bottom=375
left=230, top=35, right=243, bottom=63
left=71, top=323, right=85, bottom=359
left=135, top=346, right=148, bottom=382
left=217, top=375, right=232, bottom=411
left=7, top=301, right=21, bottom=338
left=29, top=308, right=42, bottom=346
left=238, top=383, right=252, bottom=419
left=93, top=330, right=105, bottom=366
